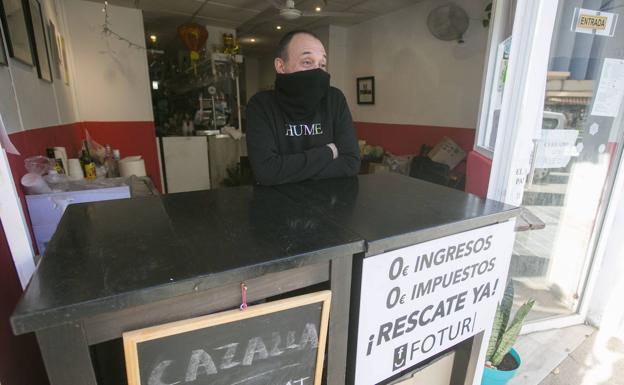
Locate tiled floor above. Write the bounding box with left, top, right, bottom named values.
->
left=510, top=325, right=595, bottom=385
left=507, top=325, right=624, bottom=385
left=538, top=329, right=624, bottom=385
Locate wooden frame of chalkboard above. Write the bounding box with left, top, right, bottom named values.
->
left=123, top=290, right=332, bottom=385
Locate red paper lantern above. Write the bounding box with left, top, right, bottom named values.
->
left=177, top=23, right=208, bottom=61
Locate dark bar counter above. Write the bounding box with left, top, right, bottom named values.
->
left=276, top=173, right=519, bottom=385
left=11, top=186, right=363, bottom=385
left=11, top=173, right=519, bottom=385
left=276, top=173, right=517, bottom=255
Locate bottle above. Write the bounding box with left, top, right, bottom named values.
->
left=81, top=140, right=97, bottom=180
left=105, top=145, right=119, bottom=178
left=46, top=147, right=65, bottom=174
left=112, top=149, right=121, bottom=177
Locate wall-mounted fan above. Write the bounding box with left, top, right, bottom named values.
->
left=427, top=4, right=470, bottom=44
left=265, top=0, right=363, bottom=20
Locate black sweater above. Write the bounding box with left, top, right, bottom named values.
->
left=246, top=87, right=361, bottom=185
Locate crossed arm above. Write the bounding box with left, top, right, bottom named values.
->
left=246, top=93, right=360, bottom=185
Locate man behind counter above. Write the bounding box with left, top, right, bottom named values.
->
left=245, top=30, right=360, bottom=185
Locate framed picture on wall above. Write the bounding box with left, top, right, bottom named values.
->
left=47, top=19, right=60, bottom=78
left=0, top=0, right=33, bottom=65
left=58, top=34, right=68, bottom=85
left=25, top=0, right=52, bottom=82
left=357, top=76, right=375, bottom=105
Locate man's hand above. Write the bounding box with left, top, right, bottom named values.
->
left=326, top=143, right=338, bottom=160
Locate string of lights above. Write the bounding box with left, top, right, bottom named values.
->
left=101, top=0, right=145, bottom=50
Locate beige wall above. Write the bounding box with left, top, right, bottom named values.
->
left=1, top=0, right=154, bottom=132
left=0, top=0, right=76, bottom=133
left=63, top=0, right=153, bottom=122
left=340, top=0, right=489, bottom=128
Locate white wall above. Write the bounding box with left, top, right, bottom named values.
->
left=1, top=0, right=152, bottom=132
left=257, top=54, right=275, bottom=92
left=328, top=25, right=348, bottom=93
left=244, top=55, right=259, bottom=101
left=63, top=0, right=153, bottom=122
left=0, top=66, right=23, bottom=134
left=341, top=0, right=489, bottom=128
left=0, top=0, right=76, bottom=133
left=243, top=54, right=274, bottom=101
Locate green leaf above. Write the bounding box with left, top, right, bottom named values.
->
left=485, top=3, right=492, bottom=12
left=486, top=303, right=503, bottom=361
left=499, top=278, right=515, bottom=333
left=486, top=279, right=515, bottom=362
left=491, top=300, right=535, bottom=367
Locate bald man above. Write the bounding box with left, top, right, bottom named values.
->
left=245, top=30, right=360, bottom=185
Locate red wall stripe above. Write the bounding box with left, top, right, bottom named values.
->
left=1, top=121, right=161, bottom=385
left=355, top=121, right=476, bottom=156
left=466, top=150, right=492, bottom=198
left=7, top=121, right=162, bottom=195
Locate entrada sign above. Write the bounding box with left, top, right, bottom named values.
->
left=573, top=8, right=618, bottom=36
left=578, top=14, right=607, bottom=30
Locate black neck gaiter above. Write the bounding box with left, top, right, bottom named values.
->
left=275, top=69, right=330, bottom=120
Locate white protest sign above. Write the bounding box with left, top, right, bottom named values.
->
left=534, top=129, right=579, bottom=169
left=355, top=221, right=516, bottom=385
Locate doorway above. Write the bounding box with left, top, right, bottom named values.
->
left=483, top=0, right=624, bottom=328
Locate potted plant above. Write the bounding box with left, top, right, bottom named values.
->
left=482, top=279, right=535, bottom=385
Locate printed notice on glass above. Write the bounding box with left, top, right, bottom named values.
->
left=592, top=58, right=624, bottom=118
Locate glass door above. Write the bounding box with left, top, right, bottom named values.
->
left=510, top=0, right=624, bottom=324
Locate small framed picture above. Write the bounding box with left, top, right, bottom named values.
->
left=47, top=19, right=60, bottom=78
left=58, top=34, right=69, bottom=85
left=0, top=0, right=33, bottom=65
left=357, top=76, right=375, bottom=105
left=25, top=0, right=52, bottom=82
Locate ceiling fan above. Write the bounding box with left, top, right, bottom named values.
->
left=265, top=0, right=363, bottom=20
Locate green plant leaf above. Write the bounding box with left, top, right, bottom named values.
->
left=491, top=300, right=535, bottom=367
left=486, top=303, right=503, bottom=361
left=499, top=278, right=515, bottom=335
left=486, top=279, right=514, bottom=361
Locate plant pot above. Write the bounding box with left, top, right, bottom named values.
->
left=481, top=348, right=521, bottom=385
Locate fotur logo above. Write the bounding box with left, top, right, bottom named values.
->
left=393, top=344, right=408, bottom=371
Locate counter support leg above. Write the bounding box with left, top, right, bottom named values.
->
left=327, top=255, right=352, bottom=385
left=450, top=331, right=484, bottom=385
left=36, top=322, right=98, bottom=385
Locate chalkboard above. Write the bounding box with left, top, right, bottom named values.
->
left=123, top=291, right=331, bottom=385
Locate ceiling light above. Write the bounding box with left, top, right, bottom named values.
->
left=315, top=6, right=321, bottom=11
left=149, top=34, right=157, bottom=43
left=250, top=38, right=256, bottom=42
left=276, top=25, right=282, bottom=30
